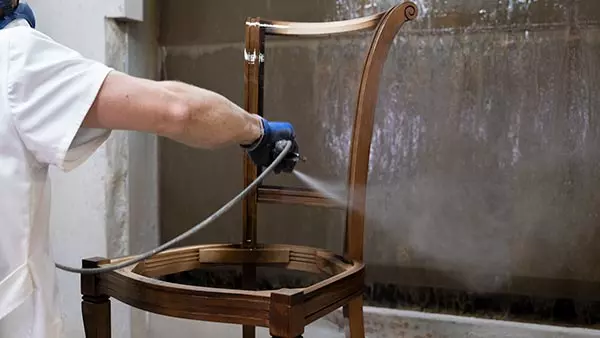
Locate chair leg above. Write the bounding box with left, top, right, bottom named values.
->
left=81, top=258, right=111, bottom=338
left=81, top=295, right=111, bottom=338
left=346, top=296, right=365, bottom=338
left=243, top=325, right=256, bottom=338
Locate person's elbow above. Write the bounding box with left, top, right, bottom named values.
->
left=160, top=81, right=236, bottom=150
left=85, top=73, right=192, bottom=142
left=160, top=85, right=225, bottom=150
left=163, top=98, right=224, bottom=150
left=161, top=94, right=192, bottom=141
left=85, top=74, right=234, bottom=150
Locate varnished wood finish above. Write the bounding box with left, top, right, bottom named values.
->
left=82, top=298, right=111, bottom=338
left=243, top=17, right=266, bottom=338
left=346, top=296, right=366, bottom=337
left=344, top=0, right=418, bottom=262
left=81, top=258, right=111, bottom=338
left=269, top=289, right=305, bottom=337
left=257, top=186, right=344, bottom=208
left=100, top=269, right=271, bottom=326
left=242, top=16, right=264, bottom=248
left=81, top=3, right=417, bottom=338
left=341, top=4, right=418, bottom=329
left=85, top=243, right=363, bottom=328
left=256, top=12, right=386, bottom=36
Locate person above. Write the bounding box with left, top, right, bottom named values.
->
left=0, top=1, right=299, bottom=337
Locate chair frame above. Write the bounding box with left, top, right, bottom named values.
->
left=80, top=2, right=417, bottom=338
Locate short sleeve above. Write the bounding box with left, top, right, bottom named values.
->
left=7, top=26, right=113, bottom=171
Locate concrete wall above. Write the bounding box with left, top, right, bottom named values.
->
left=119, top=1, right=162, bottom=337
left=27, top=0, right=160, bottom=337
left=158, top=0, right=600, bottom=301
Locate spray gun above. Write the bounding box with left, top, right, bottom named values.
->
left=273, top=139, right=306, bottom=173
left=239, top=117, right=304, bottom=174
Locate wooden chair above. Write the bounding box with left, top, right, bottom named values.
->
left=80, top=2, right=417, bottom=337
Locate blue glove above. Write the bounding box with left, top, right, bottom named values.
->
left=242, top=117, right=299, bottom=174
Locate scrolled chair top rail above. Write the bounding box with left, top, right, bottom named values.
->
left=250, top=1, right=417, bottom=36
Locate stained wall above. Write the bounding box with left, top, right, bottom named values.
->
left=158, top=0, right=600, bottom=299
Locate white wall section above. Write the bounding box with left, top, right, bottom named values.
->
left=26, top=0, right=159, bottom=337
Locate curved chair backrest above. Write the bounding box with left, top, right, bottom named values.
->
left=242, top=2, right=418, bottom=261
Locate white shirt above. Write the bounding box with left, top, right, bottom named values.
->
left=0, top=19, right=113, bottom=337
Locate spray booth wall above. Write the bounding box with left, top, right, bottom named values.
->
left=158, top=0, right=600, bottom=299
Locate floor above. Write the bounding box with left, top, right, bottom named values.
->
left=147, top=316, right=343, bottom=338
left=145, top=306, right=600, bottom=338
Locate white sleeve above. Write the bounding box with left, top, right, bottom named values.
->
left=7, top=27, right=113, bottom=171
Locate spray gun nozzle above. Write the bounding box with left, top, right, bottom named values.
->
left=291, top=152, right=307, bottom=162
left=274, top=140, right=306, bottom=162
left=272, top=140, right=304, bottom=173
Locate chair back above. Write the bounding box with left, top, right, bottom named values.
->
left=242, top=2, right=419, bottom=263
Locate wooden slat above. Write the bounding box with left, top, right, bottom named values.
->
left=101, top=271, right=271, bottom=326
left=138, top=262, right=203, bottom=278
left=259, top=12, right=386, bottom=36
left=257, top=186, right=344, bottom=208
left=305, top=289, right=363, bottom=325
left=198, top=248, right=290, bottom=264
left=142, top=251, right=199, bottom=268
left=302, top=267, right=365, bottom=318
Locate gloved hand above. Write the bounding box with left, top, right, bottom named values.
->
left=242, top=117, right=299, bottom=174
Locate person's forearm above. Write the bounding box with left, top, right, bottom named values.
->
left=160, top=80, right=262, bottom=149
left=84, top=71, right=262, bottom=149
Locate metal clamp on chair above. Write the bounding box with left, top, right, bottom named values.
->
left=80, top=2, right=418, bottom=337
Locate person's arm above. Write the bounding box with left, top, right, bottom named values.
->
left=82, top=71, right=263, bottom=149
left=9, top=25, right=297, bottom=173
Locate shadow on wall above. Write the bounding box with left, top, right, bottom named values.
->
left=157, top=0, right=600, bottom=302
